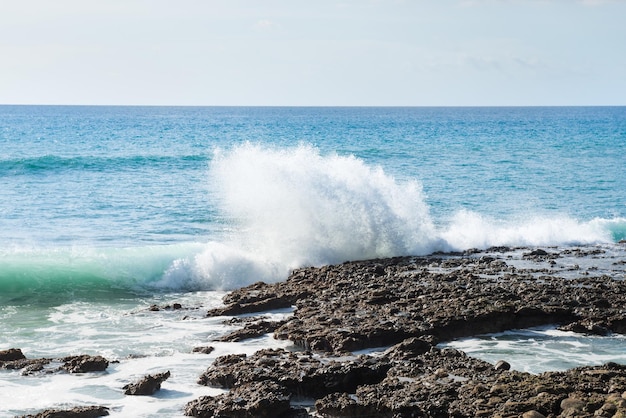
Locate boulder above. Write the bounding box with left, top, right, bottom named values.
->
left=123, top=371, right=171, bottom=395
left=0, top=348, right=26, bottom=361
left=62, top=355, right=109, bottom=373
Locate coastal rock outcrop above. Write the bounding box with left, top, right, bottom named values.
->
left=197, top=348, right=391, bottom=397
left=189, top=247, right=626, bottom=417
left=190, top=341, right=626, bottom=417
left=209, top=252, right=626, bottom=354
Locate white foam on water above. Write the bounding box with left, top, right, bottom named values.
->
left=160, top=144, right=623, bottom=291
left=3, top=145, right=623, bottom=294
left=0, top=291, right=295, bottom=417
left=159, top=143, right=441, bottom=290
left=442, top=327, right=626, bottom=375
left=440, top=210, right=618, bottom=251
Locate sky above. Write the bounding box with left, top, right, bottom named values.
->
left=1, top=0, right=625, bottom=106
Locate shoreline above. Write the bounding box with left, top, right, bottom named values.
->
left=192, top=244, right=626, bottom=417
left=4, top=244, right=626, bottom=417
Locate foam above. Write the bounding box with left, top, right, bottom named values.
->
left=135, top=145, right=626, bottom=290
left=159, top=143, right=440, bottom=289
left=440, top=210, right=620, bottom=250
left=442, top=327, right=626, bottom=374
left=0, top=291, right=293, bottom=416
left=3, top=145, right=624, bottom=294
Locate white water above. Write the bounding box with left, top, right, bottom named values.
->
left=0, top=291, right=295, bottom=417
left=442, top=327, right=626, bottom=375
left=160, top=144, right=623, bottom=290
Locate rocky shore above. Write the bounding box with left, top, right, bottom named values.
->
left=189, top=246, right=626, bottom=417
left=4, top=245, right=626, bottom=417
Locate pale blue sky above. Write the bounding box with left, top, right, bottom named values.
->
left=1, top=0, right=625, bottom=106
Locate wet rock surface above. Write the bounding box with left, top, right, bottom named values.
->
left=123, top=370, right=171, bottom=395
left=17, top=405, right=110, bottom=418
left=189, top=247, right=626, bottom=417
left=219, top=317, right=288, bottom=342
left=184, top=381, right=299, bottom=418
left=0, top=353, right=109, bottom=375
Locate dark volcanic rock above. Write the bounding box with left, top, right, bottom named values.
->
left=0, top=347, right=26, bottom=361
left=184, top=381, right=296, bottom=418
left=206, top=281, right=306, bottom=317
left=148, top=302, right=187, bottom=311
left=62, top=355, right=109, bottom=373
left=189, top=249, right=626, bottom=418
left=205, top=255, right=626, bottom=354
left=197, top=348, right=390, bottom=398
left=219, top=319, right=287, bottom=342
left=194, top=340, right=626, bottom=417
left=559, top=318, right=612, bottom=336
left=315, top=347, right=626, bottom=417
left=1, top=353, right=109, bottom=375
left=123, top=371, right=171, bottom=395
left=192, top=346, right=215, bottom=354
left=18, top=406, right=109, bottom=418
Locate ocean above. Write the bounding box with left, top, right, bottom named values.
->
left=1, top=105, right=625, bottom=416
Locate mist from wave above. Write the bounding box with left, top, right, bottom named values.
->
left=158, top=144, right=623, bottom=290
left=3, top=144, right=623, bottom=298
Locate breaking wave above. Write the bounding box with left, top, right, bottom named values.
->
left=3, top=144, right=623, bottom=299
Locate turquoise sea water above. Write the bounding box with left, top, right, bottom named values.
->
left=1, top=106, right=625, bottom=416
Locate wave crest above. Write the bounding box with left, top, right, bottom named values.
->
left=4, top=145, right=624, bottom=296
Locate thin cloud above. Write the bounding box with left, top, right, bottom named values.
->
left=253, top=19, right=277, bottom=31
left=580, top=0, right=624, bottom=5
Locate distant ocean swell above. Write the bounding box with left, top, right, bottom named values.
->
left=1, top=144, right=624, bottom=300
left=0, top=154, right=205, bottom=175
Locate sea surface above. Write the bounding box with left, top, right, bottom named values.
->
left=1, top=105, right=625, bottom=416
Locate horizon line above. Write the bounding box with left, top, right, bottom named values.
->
left=1, top=103, right=625, bottom=108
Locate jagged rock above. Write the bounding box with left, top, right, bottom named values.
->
left=204, top=253, right=626, bottom=355
left=148, top=302, right=185, bottom=311
left=559, top=319, right=611, bottom=336
left=123, top=371, right=171, bottom=395
left=189, top=248, right=626, bottom=418
left=219, top=319, right=287, bottom=342
left=62, top=355, right=109, bottom=373
left=0, top=347, right=26, bottom=361
left=1, top=354, right=109, bottom=375
left=184, top=381, right=295, bottom=418
left=18, top=406, right=109, bottom=418
left=1, top=357, right=51, bottom=372
left=197, top=348, right=390, bottom=398
left=192, top=346, right=215, bottom=354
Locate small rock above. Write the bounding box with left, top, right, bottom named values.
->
left=192, top=346, right=215, bottom=354
left=62, top=355, right=109, bottom=373
left=0, top=348, right=26, bottom=362
left=560, top=397, right=585, bottom=411
left=495, top=360, right=511, bottom=371
left=522, top=411, right=546, bottom=418
left=124, top=371, right=171, bottom=395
